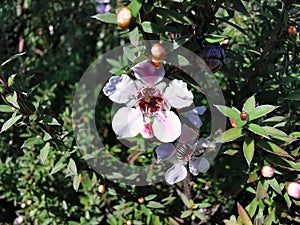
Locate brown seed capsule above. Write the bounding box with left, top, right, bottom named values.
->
left=149, top=55, right=161, bottom=68
left=138, top=197, right=145, bottom=204
left=261, top=165, right=274, bottom=178
left=117, top=6, right=132, bottom=29
left=126, top=220, right=133, bottom=225
left=151, top=43, right=166, bottom=60
left=98, top=184, right=106, bottom=193
left=240, top=111, right=248, bottom=121
left=287, top=25, right=297, bottom=35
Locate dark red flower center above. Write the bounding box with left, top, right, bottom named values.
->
left=136, top=86, right=164, bottom=115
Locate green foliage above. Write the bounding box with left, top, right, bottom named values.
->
left=0, top=0, right=299, bottom=224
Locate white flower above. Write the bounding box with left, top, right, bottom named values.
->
left=103, top=60, right=194, bottom=143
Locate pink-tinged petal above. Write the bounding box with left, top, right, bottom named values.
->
left=155, top=143, right=176, bottom=162
left=164, top=79, right=193, bottom=108
left=286, top=181, right=300, bottom=199
left=103, top=75, right=136, bottom=103
left=112, top=107, right=144, bottom=138
left=189, top=157, right=210, bottom=176
left=140, top=122, right=154, bottom=139
left=132, top=60, right=165, bottom=85
left=178, top=124, right=198, bottom=144
left=165, top=163, right=187, bottom=185
left=153, top=111, right=181, bottom=143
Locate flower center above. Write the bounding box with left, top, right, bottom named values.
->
left=136, top=86, right=164, bottom=115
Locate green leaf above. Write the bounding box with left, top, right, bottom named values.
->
left=73, top=174, right=81, bottom=191
left=180, top=210, right=192, bottom=218
left=247, top=124, right=269, bottom=139
left=290, top=132, right=300, bottom=138
left=1, top=114, right=22, bottom=133
left=285, top=91, right=300, bottom=101
left=217, top=127, right=243, bottom=143
left=268, top=178, right=282, bottom=195
left=246, top=198, right=258, bottom=218
left=8, top=74, right=16, bottom=87
left=40, top=117, right=60, bottom=126
left=1, top=52, right=26, bottom=67
left=50, top=158, right=66, bottom=175
left=147, top=201, right=165, bottom=208
left=129, top=27, right=140, bottom=46
left=6, top=91, right=20, bottom=109
left=214, top=105, right=239, bottom=119
left=263, top=214, right=273, bottom=225
left=283, top=192, right=292, bottom=209
left=205, top=34, right=225, bottom=43
left=144, top=194, right=157, bottom=201
left=153, top=7, right=192, bottom=25
left=40, top=143, right=50, bottom=164
left=263, top=116, right=286, bottom=123
left=91, top=13, right=117, bottom=24
left=123, top=47, right=136, bottom=62
left=257, top=140, right=291, bottom=158
left=22, top=137, right=44, bottom=148
left=256, top=181, right=268, bottom=200
left=243, top=137, right=255, bottom=167
left=262, top=126, right=295, bottom=143
left=0, top=105, right=13, bottom=112
left=141, top=21, right=161, bottom=33
left=237, top=203, right=253, bottom=225
left=193, top=210, right=206, bottom=220
left=223, top=220, right=239, bottom=225
left=131, top=0, right=143, bottom=18
left=179, top=192, right=192, bottom=208
left=68, top=158, right=77, bottom=176
left=242, top=95, right=256, bottom=114
left=249, top=105, right=278, bottom=121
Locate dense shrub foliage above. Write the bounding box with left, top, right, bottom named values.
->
left=0, top=0, right=299, bottom=224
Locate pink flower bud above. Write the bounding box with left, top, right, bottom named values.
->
left=261, top=165, right=274, bottom=178
left=286, top=181, right=300, bottom=199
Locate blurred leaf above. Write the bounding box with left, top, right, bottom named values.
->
left=8, top=74, right=16, bottom=87
left=123, top=47, right=137, bottom=62
left=193, top=210, right=206, bottom=220
left=1, top=52, right=26, bottom=67
left=285, top=90, right=300, bottom=101
left=247, top=124, right=269, bottom=139
left=0, top=113, right=22, bottom=133
left=50, top=158, right=66, bottom=175
left=223, top=220, right=239, bottom=225
left=129, top=27, right=140, bottom=46
left=154, top=7, right=193, bottom=25
left=141, top=21, right=161, bottom=33
left=91, top=14, right=117, bottom=24
left=246, top=198, right=258, bottom=218
left=131, top=0, right=143, bottom=18
left=243, top=137, right=255, bottom=166
left=224, top=149, right=239, bottom=155
left=268, top=178, right=282, bottom=195
left=22, top=137, right=44, bottom=148
left=180, top=210, right=192, bottom=218
left=40, top=143, right=50, bottom=164
left=237, top=203, right=253, bottom=225
left=179, top=192, right=192, bottom=208
left=147, top=201, right=165, bottom=208
left=263, top=214, right=273, bottom=225
left=6, top=91, right=20, bottom=109
left=228, top=0, right=249, bottom=15
left=243, top=95, right=256, bottom=114
left=144, top=194, right=157, bottom=201
left=68, top=158, right=77, bottom=176
left=290, top=132, right=300, bottom=138
left=205, top=34, right=225, bottom=43
left=217, top=127, right=243, bottom=143
left=257, top=140, right=291, bottom=158
left=0, top=105, right=13, bottom=112
left=249, top=105, right=278, bottom=121
left=40, top=116, right=60, bottom=126
left=256, top=181, right=268, bottom=200
left=283, top=192, right=292, bottom=209
left=73, top=174, right=81, bottom=191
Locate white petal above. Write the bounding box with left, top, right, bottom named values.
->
left=164, top=79, right=193, bottom=108
left=189, top=157, right=210, bottom=176
left=132, top=60, right=165, bottom=85
left=112, top=107, right=144, bottom=138
left=179, top=124, right=198, bottom=144
left=165, top=163, right=187, bottom=185
left=153, top=111, right=181, bottom=143
left=193, top=106, right=206, bottom=115
left=103, top=75, right=136, bottom=103
left=155, top=143, right=176, bottom=162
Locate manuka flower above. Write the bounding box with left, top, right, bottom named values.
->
left=156, top=124, right=214, bottom=184
left=103, top=60, right=194, bottom=143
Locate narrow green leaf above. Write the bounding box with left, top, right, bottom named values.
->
left=1, top=52, right=26, bottom=67
left=180, top=210, right=192, bottom=218
left=263, top=116, right=286, bottom=123
left=22, top=137, right=44, bottom=148
left=50, top=158, right=66, bottom=175
left=283, top=192, right=292, bottom=209
left=141, top=21, right=161, bottom=33
left=0, top=105, right=13, bottom=112
left=40, top=117, right=60, bottom=126
left=256, top=181, right=268, bottom=200
left=8, top=74, right=16, bottom=87
left=40, top=143, right=50, bottom=164
left=242, top=95, right=256, bottom=114
left=68, top=158, right=77, bottom=176
left=73, top=174, right=81, bottom=191
left=243, top=137, right=255, bottom=167
left=262, top=126, right=295, bottom=143
left=147, top=201, right=165, bottom=208
left=257, top=140, right=291, bottom=158
left=123, top=47, right=136, bottom=62
left=179, top=192, right=192, bottom=208
left=214, top=105, right=239, bottom=119
left=205, top=34, right=225, bottom=43
left=193, top=210, right=206, bottom=220
left=249, top=105, right=278, bottom=121
left=91, top=13, right=117, bottom=24
left=247, top=124, right=269, bottom=139
left=223, top=220, right=239, bottom=225
left=217, top=127, right=243, bottom=143
left=237, top=203, right=253, bottom=225
left=268, top=178, right=282, bottom=195
left=144, top=194, right=157, bottom=201
left=129, top=27, right=140, bottom=46
left=6, top=91, right=20, bottom=109
left=263, top=214, right=273, bottom=225
left=290, top=132, right=300, bottom=138
left=1, top=114, right=22, bottom=133
left=246, top=198, right=258, bottom=218
left=131, top=0, right=143, bottom=18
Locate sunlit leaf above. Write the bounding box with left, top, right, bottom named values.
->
left=242, top=95, right=256, bottom=114
left=91, top=13, right=117, bottom=24
left=257, top=140, right=291, bottom=158
left=247, top=123, right=269, bottom=139
left=217, top=127, right=243, bottom=143
left=237, top=203, right=253, bottom=225
left=1, top=114, right=22, bottom=133
left=249, top=105, right=278, bottom=121
left=131, top=0, right=143, bottom=18
left=243, top=137, right=255, bottom=166
left=40, top=143, right=50, bottom=164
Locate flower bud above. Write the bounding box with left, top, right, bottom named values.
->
left=260, top=165, right=274, bottom=178
left=98, top=184, right=106, bottom=193
left=138, top=197, right=145, bottom=204
left=117, top=6, right=132, bottom=29
left=151, top=43, right=166, bottom=60
left=286, top=181, right=300, bottom=199
left=287, top=25, right=297, bottom=35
